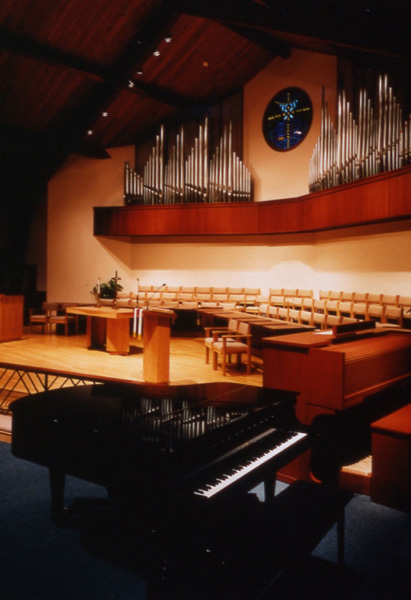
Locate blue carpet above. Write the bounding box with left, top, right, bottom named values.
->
left=1, top=440, right=410, bottom=599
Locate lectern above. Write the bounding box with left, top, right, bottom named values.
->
left=143, top=308, right=175, bottom=383
left=0, top=295, right=23, bottom=342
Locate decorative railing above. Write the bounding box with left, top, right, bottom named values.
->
left=0, top=362, right=133, bottom=419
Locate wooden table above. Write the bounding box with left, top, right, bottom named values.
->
left=371, top=403, right=411, bottom=512
left=67, top=305, right=134, bottom=355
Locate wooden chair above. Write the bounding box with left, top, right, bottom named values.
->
left=367, top=292, right=383, bottom=305
left=29, top=302, right=55, bottom=334
left=353, top=291, right=368, bottom=304
left=204, top=318, right=238, bottom=364
left=337, top=301, right=353, bottom=318
left=48, top=302, right=79, bottom=336
left=352, top=302, right=368, bottom=320
left=277, top=307, right=289, bottom=321
left=325, top=300, right=339, bottom=316
left=267, top=305, right=278, bottom=319
left=211, top=321, right=252, bottom=376
left=288, top=309, right=300, bottom=323
left=381, top=294, right=399, bottom=307
left=325, top=314, right=342, bottom=329
left=367, top=303, right=384, bottom=323
left=380, top=305, right=403, bottom=327
left=319, top=290, right=329, bottom=300
left=312, top=312, right=326, bottom=330
left=299, top=310, right=313, bottom=326
left=313, top=299, right=326, bottom=314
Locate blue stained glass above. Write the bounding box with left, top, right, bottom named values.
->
left=263, top=87, right=313, bottom=152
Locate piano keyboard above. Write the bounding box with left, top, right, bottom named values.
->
left=193, top=430, right=307, bottom=499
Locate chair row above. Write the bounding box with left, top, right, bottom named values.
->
left=29, top=302, right=79, bottom=335
left=319, top=290, right=411, bottom=309
left=116, top=287, right=261, bottom=308
left=250, top=304, right=404, bottom=328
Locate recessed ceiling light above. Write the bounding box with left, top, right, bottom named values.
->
left=102, top=111, right=108, bottom=117
left=153, top=49, right=160, bottom=57
left=87, top=130, right=93, bottom=135
left=164, top=35, right=172, bottom=43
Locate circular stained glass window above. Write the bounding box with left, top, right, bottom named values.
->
left=262, top=87, right=313, bottom=152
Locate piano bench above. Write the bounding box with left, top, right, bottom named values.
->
left=268, top=480, right=354, bottom=567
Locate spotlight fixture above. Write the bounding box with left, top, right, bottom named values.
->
left=102, top=111, right=108, bottom=117
left=128, top=80, right=135, bottom=88
left=153, top=48, right=160, bottom=57
left=136, top=67, right=143, bottom=75
left=164, top=35, right=172, bottom=43
left=87, top=130, right=93, bottom=136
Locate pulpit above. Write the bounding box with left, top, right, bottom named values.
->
left=0, top=295, right=23, bottom=342
left=143, top=308, right=175, bottom=383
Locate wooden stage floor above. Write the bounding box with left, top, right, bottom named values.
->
left=0, top=329, right=263, bottom=387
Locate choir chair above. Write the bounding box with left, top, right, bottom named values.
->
left=211, top=321, right=252, bottom=376
left=48, top=302, right=79, bottom=336
left=28, top=302, right=55, bottom=334
left=204, top=318, right=239, bottom=364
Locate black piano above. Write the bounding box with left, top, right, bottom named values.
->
left=10, top=382, right=352, bottom=600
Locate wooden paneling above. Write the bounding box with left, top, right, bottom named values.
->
left=94, top=166, right=411, bottom=238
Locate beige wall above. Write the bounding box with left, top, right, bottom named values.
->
left=243, top=49, right=337, bottom=201
left=47, top=51, right=411, bottom=303
left=47, top=147, right=135, bottom=302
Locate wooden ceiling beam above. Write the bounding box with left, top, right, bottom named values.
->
left=0, top=29, right=109, bottom=80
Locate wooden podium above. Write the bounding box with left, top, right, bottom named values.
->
left=0, top=295, right=23, bottom=342
left=143, top=308, right=175, bottom=383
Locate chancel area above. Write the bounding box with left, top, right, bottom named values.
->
left=0, top=1, right=410, bottom=599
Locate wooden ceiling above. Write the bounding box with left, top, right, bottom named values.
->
left=0, top=0, right=409, bottom=180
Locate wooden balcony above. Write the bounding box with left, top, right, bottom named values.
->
left=94, top=166, right=411, bottom=239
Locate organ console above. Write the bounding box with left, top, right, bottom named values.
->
left=262, top=321, right=411, bottom=425
left=263, top=321, right=411, bottom=490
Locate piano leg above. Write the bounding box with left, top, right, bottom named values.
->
left=263, top=472, right=277, bottom=502
left=49, top=467, right=66, bottom=524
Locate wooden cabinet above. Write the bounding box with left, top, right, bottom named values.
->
left=371, top=404, right=411, bottom=512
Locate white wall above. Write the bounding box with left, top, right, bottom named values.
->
left=47, top=147, right=135, bottom=302
left=123, top=221, right=411, bottom=298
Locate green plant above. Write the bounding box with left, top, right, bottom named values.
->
left=93, top=278, right=123, bottom=299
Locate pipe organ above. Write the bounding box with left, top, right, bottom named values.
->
left=309, top=74, right=411, bottom=192
left=124, top=119, right=252, bottom=205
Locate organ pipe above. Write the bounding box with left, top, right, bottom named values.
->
left=123, top=119, right=252, bottom=205
left=309, top=75, right=411, bottom=192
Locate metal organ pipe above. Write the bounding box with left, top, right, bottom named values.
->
left=309, top=75, right=411, bottom=192
left=124, top=118, right=252, bottom=204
